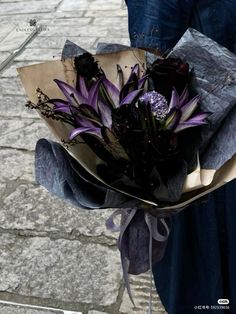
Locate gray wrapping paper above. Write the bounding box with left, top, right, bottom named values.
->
left=169, top=28, right=236, bottom=169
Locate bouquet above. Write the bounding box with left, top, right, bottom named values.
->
left=17, top=28, right=236, bottom=304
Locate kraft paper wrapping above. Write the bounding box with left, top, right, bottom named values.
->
left=17, top=47, right=236, bottom=209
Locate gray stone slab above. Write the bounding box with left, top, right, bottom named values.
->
left=84, top=9, right=127, bottom=17
left=27, top=36, right=96, bottom=50
left=0, top=0, right=37, bottom=2
left=15, top=48, right=62, bottom=61
left=0, top=77, right=25, bottom=96
left=0, top=119, right=52, bottom=151
left=39, top=17, right=92, bottom=27
left=0, top=24, right=15, bottom=42
left=59, top=0, right=122, bottom=11
left=92, top=17, right=128, bottom=26
left=0, top=95, right=38, bottom=118
left=88, top=311, right=109, bottom=314
left=0, top=182, right=7, bottom=195
left=0, top=182, right=117, bottom=240
left=37, top=25, right=108, bottom=37
left=0, top=12, right=82, bottom=26
left=37, top=24, right=128, bottom=38
left=0, top=23, right=35, bottom=52
left=51, top=11, right=85, bottom=18
left=0, top=0, right=61, bottom=15
left=119, top=274, right=167, bottom=314
left=0, top=149, right=34, bottom=182
left=0, top=303, right=62, bottom=314
left=0, top=233, right=121, bottom=306
left=0, top=52, right=11, bottom=64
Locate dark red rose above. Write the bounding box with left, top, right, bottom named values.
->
left=148, top=57, right=190, bottom=100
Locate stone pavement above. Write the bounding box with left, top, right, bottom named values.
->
left=0, top=0, right=167, bottom=313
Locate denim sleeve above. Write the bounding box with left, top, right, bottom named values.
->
left=126, top=0, right=194, bottom=53
left=127, top=0, right=236, bottom=54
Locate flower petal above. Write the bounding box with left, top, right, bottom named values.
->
left=54, top=79, right=87, bottom=105
left=75, top=116, right=98, bottom=128
left=72, top=104, right=102, bottom=127
left=168, top=89, right=179, bottom=112
left=88, top=77, right=103, bottom=111
left=186, top=112, right=210, bottom=123
left=53, top=105, right=71, bottom=114
left=165, top=109, right=181, bottom=130
left=69, top=127, right=102, bottom=140
left=98, top=100, right=112, bottom=128
left=120, top=89, right=143, bottom=106
left=127, top=64, right=139, bottom=82
left=180, top=95, right=200, bottom=122
left=78, top=76, right=89, bottom=98
left=138, top=74, right=149, bottom=89
left=49, top=99, right=71, bottom=113
left=102, top=77, right=120, bottom=108
left=179, top=86, right=189, bottom=106
left=120, top=80, right=138, bottom=102
left=116, top=64, right=124, bottom=89
left=174, top=120, right=207, bottom=133
left=49, top=99, right=69, bottom=107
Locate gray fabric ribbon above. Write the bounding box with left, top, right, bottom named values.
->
left=106, top=208, right=171, bottom=311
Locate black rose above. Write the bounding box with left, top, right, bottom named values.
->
left=74, top=53, right=101, bottom=80
left=148, top=57, right=189, bottom=100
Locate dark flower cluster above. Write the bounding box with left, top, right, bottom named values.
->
left=27, top=53, right=209, bottom=204
left=74, top=53, right=102, bottom=80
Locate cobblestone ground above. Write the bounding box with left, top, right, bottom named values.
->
left=0, top=0, right=167, bottom=313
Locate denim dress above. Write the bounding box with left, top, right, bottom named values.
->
left=126, top=1, right=236, bottom=313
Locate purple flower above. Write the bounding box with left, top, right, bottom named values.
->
left=139, top=91, right=169, bottom=120
left=50, top=64, right=148, bottom=142
left=164, top=88, right=210, bottom=133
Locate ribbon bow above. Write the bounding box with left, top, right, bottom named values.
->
left=106, top=208, right=171, bottom=313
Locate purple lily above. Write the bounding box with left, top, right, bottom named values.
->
left=50, top=65, right=148, bottom=144
left=165, top=88, right=210, bottom=133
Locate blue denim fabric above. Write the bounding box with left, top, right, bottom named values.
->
left=126, top=1, right=236, bottom=313
left=127, top=0, right=236, bottom=53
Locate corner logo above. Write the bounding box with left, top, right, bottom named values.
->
left=29, top=19, right=37, bottom=27
left=218, top=299, right=230, bottom=305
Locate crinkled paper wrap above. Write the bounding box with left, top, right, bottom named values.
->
left=17, top=28, right=236, bottom=211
